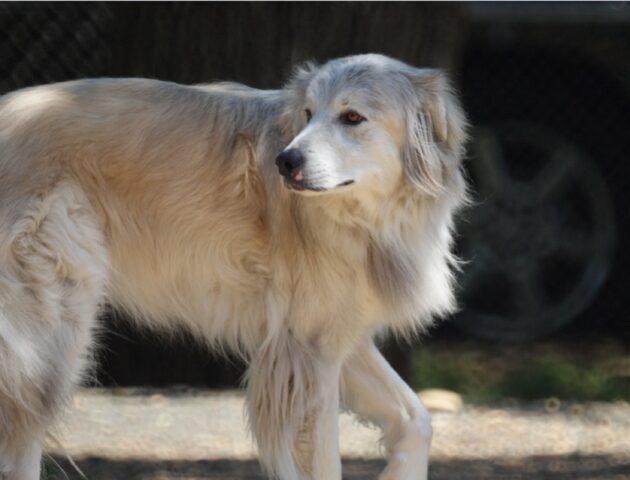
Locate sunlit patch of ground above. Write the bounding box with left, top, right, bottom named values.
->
left=43, top=388, right=630, bottom=479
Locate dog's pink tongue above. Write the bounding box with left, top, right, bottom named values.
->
left=294, top=170, right=304, bottom=182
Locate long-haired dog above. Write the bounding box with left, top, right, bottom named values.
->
left=0, top=54, right=467, bottom=479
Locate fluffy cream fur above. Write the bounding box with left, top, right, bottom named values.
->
left=0, top=54, right=468, bottom=480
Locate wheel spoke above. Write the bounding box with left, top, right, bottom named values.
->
left=460, top=244, right=497, bottom=290
left=508, top=264, right=543, bottom=319
left=532, top=147, right=576, bottom=204
left=550, top=231, right=596, bottom=261
left=456, top=205, right=491, bottom=238
left=453, top=122, right=616, bottom=342
left=471, top=128, right=511, bottom=197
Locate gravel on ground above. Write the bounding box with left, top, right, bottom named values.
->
left=43, top=388, right=630, bottom=479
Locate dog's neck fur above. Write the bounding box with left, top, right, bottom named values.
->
left=264, top=166, right=460, bottom=341
left=223, top=94, right=462, bottom=346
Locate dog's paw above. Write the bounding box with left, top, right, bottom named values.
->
left=378, top=452, right=428, bottom=480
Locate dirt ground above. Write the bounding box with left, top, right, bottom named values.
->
left=43, top=389, right=630, bottom=480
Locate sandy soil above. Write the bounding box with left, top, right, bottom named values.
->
left=43, top=388, right=630, bottom=479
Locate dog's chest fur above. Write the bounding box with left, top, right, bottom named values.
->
left=258, top=190, right=456, bottom=355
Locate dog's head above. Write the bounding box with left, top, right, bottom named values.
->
left=278, top=54, right=467, bottom=197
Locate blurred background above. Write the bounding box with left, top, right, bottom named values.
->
left=0, top=2, right=630, bottom=397
left=2, top=2, right=630, bottom=479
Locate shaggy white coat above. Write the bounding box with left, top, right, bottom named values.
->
left=0, top=54, right=468, bottom=480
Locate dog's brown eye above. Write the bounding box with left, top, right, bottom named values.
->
left=305, top=109, right=312, bottom=123
left=340, top=110, right=366, bottom=126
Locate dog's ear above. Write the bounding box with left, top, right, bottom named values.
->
left=402, top=68, right=468, bottom=196
left=280, top=61, right=320, bottom=139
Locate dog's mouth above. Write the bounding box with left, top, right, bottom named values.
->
left=281, top=167, right=355, bottom=193
left=283, top=177, right=355, bottom=193
left=281, top=168, right=324, bottom=193
left=336, top=180, right=355, bottom=188
left=283, top=175, right=327, bottom=192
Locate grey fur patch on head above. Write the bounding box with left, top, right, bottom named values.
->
left=401, top=68, right=469, bottom=196
left=280, top=61, right=320, bottom=140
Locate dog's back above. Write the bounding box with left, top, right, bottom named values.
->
left=0, top=78, right=281, bottom=323
left=0, top=79, right=283, bottom=478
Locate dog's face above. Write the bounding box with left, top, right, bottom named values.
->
left=277, top=70, right=403, bottom=195
left=277, top=54, right=467, bottom=198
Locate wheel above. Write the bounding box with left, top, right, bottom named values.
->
left=452, top=122, right=615, bottom=341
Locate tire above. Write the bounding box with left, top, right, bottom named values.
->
left=451, top=45, right=630, bottom=341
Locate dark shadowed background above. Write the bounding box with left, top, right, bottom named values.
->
left=2, top=2, right=629, bottom=392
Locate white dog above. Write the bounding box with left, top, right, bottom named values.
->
left=0, top=54, right=467, bottom=479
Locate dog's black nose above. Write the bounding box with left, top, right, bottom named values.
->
left=275, top=148, right=305, bottom=178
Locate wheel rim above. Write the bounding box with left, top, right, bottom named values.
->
left=453, top=123, right=616, bottom=341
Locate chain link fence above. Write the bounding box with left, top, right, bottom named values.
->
left=0, top=3, right=112, bottom=93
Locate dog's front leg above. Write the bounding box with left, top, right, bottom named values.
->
left=246, top=333, right=342, bottom=480
left=341, top=341, right=432, bottom=480
left=294, top=359, right=342, bottom=479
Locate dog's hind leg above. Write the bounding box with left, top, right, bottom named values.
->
left=0, top=184, right=108, bottom=479
left=341, top=341, right=432, bottom=480
left=0, top=442, right=42, bottom=480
